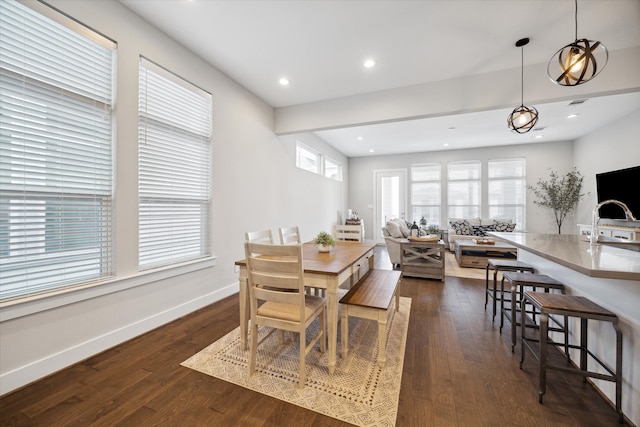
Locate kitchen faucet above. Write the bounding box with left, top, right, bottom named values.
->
left=590, top=199, right=637, bottom=245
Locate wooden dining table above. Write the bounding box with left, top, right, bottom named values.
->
left=235, top=240, right=375, bottom=374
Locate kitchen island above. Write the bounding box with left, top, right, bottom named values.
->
left=489, top=232, right=640, bottom=425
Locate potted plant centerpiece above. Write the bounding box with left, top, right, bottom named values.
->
left=314, top=231, right=336, bottom=253
left=427, top=224, right=440, bottom=237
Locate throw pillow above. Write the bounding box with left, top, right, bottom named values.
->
left=385, top=221, right=404, bottom=238
left=472, top=224, right=496, bottom=236
left=449, top=219, right=473, bottom=235
left=494, top=220, right=516, bottom=232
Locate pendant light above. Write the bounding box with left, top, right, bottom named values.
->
left=508, top=38, right=538, bottom=134
left=547, top=0, right=608, bottom=86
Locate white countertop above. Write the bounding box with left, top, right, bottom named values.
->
left=488, top=232, right=640, bottom=281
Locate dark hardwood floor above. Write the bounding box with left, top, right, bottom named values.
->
left=0, top=246, right=628, bottom=426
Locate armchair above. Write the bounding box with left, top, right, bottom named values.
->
left=381, top=218, right=410, bottom=268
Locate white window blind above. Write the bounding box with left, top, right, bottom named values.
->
left=488, top=158, right=526, bottom=229
left=138, top=57, right=212, bottom=270
left=0, top=0, right=115, bottom=301
left=411, top=163, right=441, bottom=226
left=447, top=161, right=481, bottom=219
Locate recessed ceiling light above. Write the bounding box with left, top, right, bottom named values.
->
left=364, top=59, right=376, bottom=68
left=369, top=149, right=375, bottom=153
left=279, top=78, right=290, bottom=86
left=443, top=143, right=449, bottom=147
left=535, top=134, right=544, bottom=139
left=567, top=113, right=579, bottom=119
left=357, top=136, right=363, bottom=141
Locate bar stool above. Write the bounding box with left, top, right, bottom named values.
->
left=485, top=259, right=535, bottom=320
left=520, top=291, right=623, bottom=423
left=500, top=272, right=567, bottom=353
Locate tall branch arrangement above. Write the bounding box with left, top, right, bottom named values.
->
left=527, top=168, right=587, bottom=234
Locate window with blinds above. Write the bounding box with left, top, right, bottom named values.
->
left=0, top=0, right=115, bottom=301
left=447, top=161, right=481, bottom=219
left=411, top=163, right=441, bottom=226
left=488, top=158, right=526, bottom=229
left=138, top=58, right=212, bottom=270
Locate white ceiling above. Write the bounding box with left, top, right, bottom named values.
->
left=119, top=0, right=640, bottom=157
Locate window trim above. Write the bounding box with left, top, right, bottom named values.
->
left=137, top=56, right=213, bottom=270
left=295, top=141, right=321, bottom=174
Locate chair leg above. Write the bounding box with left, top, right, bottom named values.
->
left=485, top=265, right=490, bottom=309
left=298, top=328, right=306, bottom=388
left=249, top=322, right=259, bottom=376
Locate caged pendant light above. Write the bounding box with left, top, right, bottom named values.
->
left=508, top=38, right=538, bottom=134
left=547, top=0, right=608, bottom=86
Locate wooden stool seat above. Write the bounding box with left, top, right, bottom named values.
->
left=520, top=292, right=623, bottom=423
left=500, top=272, right=566, bottom=352
left=485, top=259, right=535, bottom=319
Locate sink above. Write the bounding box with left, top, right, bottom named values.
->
left=585, top=235, right=640, bottom=252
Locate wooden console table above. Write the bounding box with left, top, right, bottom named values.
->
left=400, top=241, right=445, bottom=281
left=454, top=240, right=517, bottom=268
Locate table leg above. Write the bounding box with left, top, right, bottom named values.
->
left=326, top=285, right=338, bottom=375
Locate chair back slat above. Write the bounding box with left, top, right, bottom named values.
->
left=245, top=242, right=305, bottom=296
left=245, top=229, right=275, bottom=244
left=279, top=226, right=301, bottom=245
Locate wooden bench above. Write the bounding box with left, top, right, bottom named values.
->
left=339, top=269, right=401, bottom=368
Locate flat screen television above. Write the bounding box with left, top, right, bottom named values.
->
left=595, top=165, right=640, bottom=219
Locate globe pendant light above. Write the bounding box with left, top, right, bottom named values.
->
left=508, top=38, right=538, bottom=134
left=547, top=0, right=608, bottom=86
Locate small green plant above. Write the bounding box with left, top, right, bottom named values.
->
left=527, top=168, right=588, bottom=234
left=427, top=225, right=440, bottom=235
left=314, top=231, right=336, bottom=247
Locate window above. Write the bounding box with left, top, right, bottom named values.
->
left=0, top=0, right=116, bottom=301
left=324, top=157, right=342, bottom=181
left=447, top=161, right=481, bottom=219
left=488, top=158, right=526, bottom=230
left=411, top=163, right=441, bottom=226
left=296, top=142, right=320, bottom=174
left=138, top=58, right=212, bottom=269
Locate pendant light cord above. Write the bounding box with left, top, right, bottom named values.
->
left=574, top=0, right=578, bottom=41
left=520, top=45, right=524, bottom=106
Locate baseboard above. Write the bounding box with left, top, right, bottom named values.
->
left=0, top=283, right=237, bottom=396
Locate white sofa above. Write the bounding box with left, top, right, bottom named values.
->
left=447, top=217, right=515, bottom=251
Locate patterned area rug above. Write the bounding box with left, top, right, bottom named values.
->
left=181, top=297, right=411, bottom=426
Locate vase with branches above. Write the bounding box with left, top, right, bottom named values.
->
left=527, top=168, right=588, bottom=234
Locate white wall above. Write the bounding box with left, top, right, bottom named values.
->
left=574, top=109, right=640, bottom=225
left=348, top=141, right=577, bottom=240
left=0, top=0, right=347, bottom=395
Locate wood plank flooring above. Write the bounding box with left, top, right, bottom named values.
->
left=0, top=246, right=628, bottom=426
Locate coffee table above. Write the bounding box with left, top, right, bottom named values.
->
left=454, top=240, right=517, bottom=268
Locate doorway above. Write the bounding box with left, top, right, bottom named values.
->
left=373, top=169, right=407, bottom=244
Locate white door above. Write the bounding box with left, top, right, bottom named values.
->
left=374, top=169, right=407, bottom=244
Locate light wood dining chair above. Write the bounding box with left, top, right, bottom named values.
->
left=244, top=242, right=326, bottom=388
left=245, top=229, right=275, bottom=244
left=279, top=226, right=300, bottom=245
left=333, top=224, right=363, bottom=242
